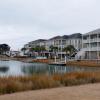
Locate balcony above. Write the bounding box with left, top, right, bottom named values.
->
left=83, top=38, right=100, bottom=43
left=83, top=40, right=89, bottom=43
left=83, top=47, right=100, bottom=51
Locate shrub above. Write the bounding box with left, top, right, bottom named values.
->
left=0, top=72, right=100, bottom=95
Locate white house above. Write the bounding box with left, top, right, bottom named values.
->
left=76, top=28, right=100, bottom=60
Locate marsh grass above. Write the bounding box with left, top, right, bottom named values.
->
left=66, top=60, right=100, bottom=67
left=0, top=72, right=100, bottom=94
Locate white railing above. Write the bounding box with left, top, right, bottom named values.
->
left=83, top=38, right=100, bottom=43
left=83, top=47, right=100, bottom=51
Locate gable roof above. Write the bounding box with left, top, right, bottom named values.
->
left=84, top=28, right=100, bottom=36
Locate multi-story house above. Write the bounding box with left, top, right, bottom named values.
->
left=22, top=28, right=100, bottom=60
left=45, top=33, right=82, bottom=51
left=24, top=39, right=47, bottom=49
left=82, top=28, right=100, bottom=59
left=67, top=33, right=82, bottom=51
left=28, top=39, right=47, bottom=48
left=45, top=36, right=62, bottom=51
left=23, top=39, right=47, bottom=55
left=23, top=33, right=82, bottom=57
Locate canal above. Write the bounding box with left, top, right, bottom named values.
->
left=0, top=60, right=100, bottom=76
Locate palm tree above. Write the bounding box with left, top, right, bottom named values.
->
left=40, top=46, right=46, bottom=52
left=34, top=46, right=41, bottom=52
left=49, top=45, right=58, bottom=52
left=49, top=45, right=58, bottom=58
left=63, top=45, right=76, bottom=57
left=33, top=46, right=46, bottom=56
left=40, top=46, right=46, bottom=56
left=21, top=47, right=27, bottom=55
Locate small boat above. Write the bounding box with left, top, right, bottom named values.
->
left=36, top=56, right=47, bottom=60
left=49, top=62, right=66, bottom=66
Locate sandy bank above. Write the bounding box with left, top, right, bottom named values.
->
left=0, top=83, right=100, bottom=100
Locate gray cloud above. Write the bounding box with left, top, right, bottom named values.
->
left=0, top=0, right=100, bottom=49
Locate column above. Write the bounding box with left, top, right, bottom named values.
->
left=89, top=34, right=91, bottom=60
left=61, top=39, right=63, bottom=61
left=97, top=33, right=99, bottom=60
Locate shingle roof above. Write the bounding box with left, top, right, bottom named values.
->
left=62, top=35, right=69, bottom=39
left=49, top=33, right=82, bottom=40
left=69, top=33, right=82, bottom=39
left=27, top=33, right=82, bottom=45
left=49, top=36, right=61, bottom=40
left=84, top=28, right=100, bottom=36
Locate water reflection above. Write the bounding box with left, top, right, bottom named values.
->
left=0, top=66, right=9, bottom=73
left=22, top=65, right=48, bottom=75
left=0, top=60, right=100, bottom=76
left=21, top=63, right=100, bottom=75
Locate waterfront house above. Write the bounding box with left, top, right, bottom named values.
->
left=23, top=33, right=82, bottom=58
left=82, top=28, right=100, bottom=59
left=45, top=33, right=82, bottom=52
left=75, top=28, right=100, bottom=60
left=10, top=51, right=20, bottom=57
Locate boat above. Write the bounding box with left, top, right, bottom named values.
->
left=49, top=62, right=66, bottom=66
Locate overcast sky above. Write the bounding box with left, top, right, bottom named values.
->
left=0, top=0, right=100, bottom=50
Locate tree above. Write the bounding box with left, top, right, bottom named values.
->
left=30, top=48, right=35, bottom=52
left=33, top=46, right=46, bottom=52
left=0, top=44, right=10, bottom=55
left=21, top=48, right=26, bottom=51
left=63, top=45, right=76, bottom=56
left=21, top=48, right=27, bottom=54
left=34, top=46, right=41, bottom=52
left=49, top=45, right=58, bottom=52
left=29, top=46, right=46, bottom=56
left=40, top=46, right=46, bottom=52
left=49, top=45, right=58, bottom=58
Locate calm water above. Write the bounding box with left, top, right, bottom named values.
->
left=0, top=60, right=100, bottom=76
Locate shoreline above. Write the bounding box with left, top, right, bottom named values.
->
left=0, top=83, right=100, bottom=100
left=66, top=60, right=100, bottom=67
left=0, top=56, right=100, bottom=67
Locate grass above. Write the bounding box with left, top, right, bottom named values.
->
left=66, top=60, right=100, bottom=67
left=0, top=72, right=100, bottom=95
